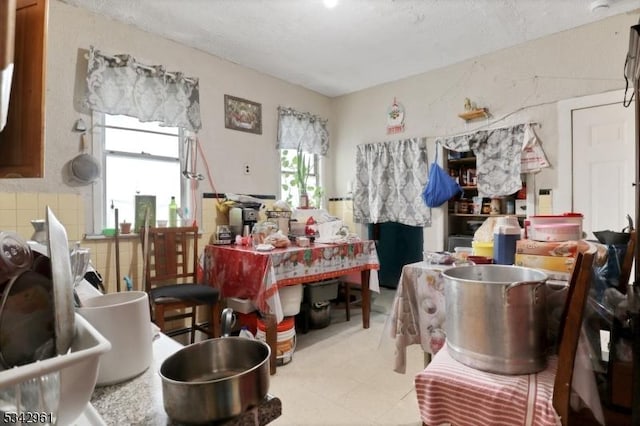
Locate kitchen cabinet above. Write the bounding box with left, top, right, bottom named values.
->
left=0, top=0, right=47, bottom=178
left=445, top=149, right=525, bottom=249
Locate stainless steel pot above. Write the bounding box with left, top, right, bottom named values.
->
left=442, top=265, right=548, bottom=374
left=160, top=337, right=271, bottom=423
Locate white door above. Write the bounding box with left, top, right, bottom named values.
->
left=570, top=97, right=636, bottom=239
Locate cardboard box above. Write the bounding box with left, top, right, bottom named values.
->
left=515, top=253, right=576, bottom=273
left=516, top=239, right=579, bottom=257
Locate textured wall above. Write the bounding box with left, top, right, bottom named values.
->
left=2, top=0, right=330, bottom=229
left=329, top=11, right=640, bottom=250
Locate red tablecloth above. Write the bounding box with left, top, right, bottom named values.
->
left=202, top=240, right=379, bottom=323
left=415, top=348, right=561, bottom=426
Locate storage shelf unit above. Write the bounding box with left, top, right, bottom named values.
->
left=444, top=149, right=525, bottom=251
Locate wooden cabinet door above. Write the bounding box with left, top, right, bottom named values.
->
left=0, top=0, right=47, bottom=178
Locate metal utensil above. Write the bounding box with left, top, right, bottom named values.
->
left=182, top=136, right=204, bottom=180
left=70, top=134, right=100, bottom=185
left=46, top=206, right=75, bottom=355
left=160, top=337, right=270, bottom=423
left=70, top=242, right=90, bottom=307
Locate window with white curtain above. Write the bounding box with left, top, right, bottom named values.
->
left=84, top=46, right=201, bottom=233
left=91, top=113, right=188, bottom=232
left=276, top=106, right=329, bottom=208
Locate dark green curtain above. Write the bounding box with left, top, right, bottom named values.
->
left=368, top=222, right=423, bottom=289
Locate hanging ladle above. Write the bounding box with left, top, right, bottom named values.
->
left=182, top=137, right=204, bottom=181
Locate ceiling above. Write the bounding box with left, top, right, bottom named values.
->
left=60, top=0, right=640, bottom=97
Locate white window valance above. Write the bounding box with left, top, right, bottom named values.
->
left=84, top=46, right=202, bottom=132
left=276, top=107, right=329, bottom=156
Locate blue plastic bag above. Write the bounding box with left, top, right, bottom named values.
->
left=422, top=150, right=462, bottom=208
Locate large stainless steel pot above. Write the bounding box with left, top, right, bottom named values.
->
left=443, top=265, right=548, bottom=374
left=160, top=337, right=271, bottom=423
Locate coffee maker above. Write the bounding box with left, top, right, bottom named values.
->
left=229, top=204, right=259, bottom=237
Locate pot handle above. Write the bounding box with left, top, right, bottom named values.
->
left=505, top=280, right=542, bottom=292
left=221, top=307, right=235, bottom=337
left=505, top=280, right=544, bottom=305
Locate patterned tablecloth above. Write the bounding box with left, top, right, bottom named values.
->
left=387, top=262, right=604, bottom=424
left=202, top=240, right=380, bottom=323
left=386, top=262, right=448, bottom=373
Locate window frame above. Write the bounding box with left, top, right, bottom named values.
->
left=90, top=112, right=190, bottom=234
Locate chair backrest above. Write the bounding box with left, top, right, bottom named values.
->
left=552, top=244, right=596, bottom=425
left=141, top=226, right=199, bottom=292
left=617, top=230, right=636, bottom=294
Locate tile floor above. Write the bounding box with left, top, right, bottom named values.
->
left=267, top=288, right=425, bottom=426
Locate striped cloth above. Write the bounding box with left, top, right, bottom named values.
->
left=415, top=348, right=562, bottom=426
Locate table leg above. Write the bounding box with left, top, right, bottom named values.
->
left=265, top=313, right=277, bottom=375
left=361, top=269, right=370, bottom=329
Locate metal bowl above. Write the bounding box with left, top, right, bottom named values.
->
left=160, top=337, right=271, bottom=423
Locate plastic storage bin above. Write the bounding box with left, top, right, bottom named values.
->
left=304, top=279, right=339, bottom=304
left=527, top=213, right=583, bottom=239
left=472, top=241, right=493, bottom=258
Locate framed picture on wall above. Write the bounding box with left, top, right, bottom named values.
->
left=224, top=95, right=262, bottom=134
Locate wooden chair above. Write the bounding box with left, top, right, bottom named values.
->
left=616, top=230, right=636, bottom=294
left=142, top=226, right=220, bottom=343
left=340, top=272, right=363, bottom=321
left=415, top=246, right=597, bottom=426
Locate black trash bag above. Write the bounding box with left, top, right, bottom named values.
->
left=593, top=214, right=633, bottom=298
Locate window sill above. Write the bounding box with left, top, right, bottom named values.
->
left=83, top=230, right=203, bottom=241
left=84, top=233, right=140, bottom=241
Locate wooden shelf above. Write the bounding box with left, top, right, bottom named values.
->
left=458, top=108, right=488, bottom=121
left=447, top=157, right=477, bottom=165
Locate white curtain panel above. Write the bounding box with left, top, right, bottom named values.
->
left=354, top=138, right=431, bottom=227
left=276, top=107, right=329, bottom=155
left=85, top=46, right=202, bottom=132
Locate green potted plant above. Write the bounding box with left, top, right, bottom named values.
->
left=281, top=145, right=319, bottom=209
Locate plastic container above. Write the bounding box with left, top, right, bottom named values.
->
left=493, top=216, right=521, bottom=265
left=256, top=316, right=296, bottom=365
left=226, top=297, right=257, bottom=314
left=530, top=223, right=581, bottom=242
left=239, top=326, right=255, bottom=339
left=527, top=213, right=583, bottom=239
left=472, top=241, right=493, bottom=258
left=304, top=279, right=339, bottom=304
left=279, top=285, right=303, bottom=316
left=76, top=291, right=152, bottom=386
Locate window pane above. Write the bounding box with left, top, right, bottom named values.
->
left=104, top=114, right=179, bottom=135
left=280, top=149, right=320, bottom=208
left=105, top=155, right=181, bottom=228
left=105, top=128, right=179, bottom=157
left=280, top=150, right=316, bottom=175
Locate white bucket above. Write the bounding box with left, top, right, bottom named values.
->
left=256, top=317, right=296, bottom=365
left=279, top=285, right=303, bottom=316
left=76, top=291, right=153, bottom=385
